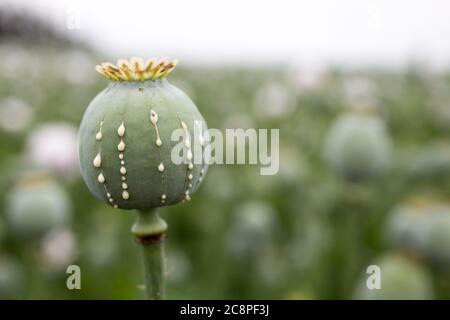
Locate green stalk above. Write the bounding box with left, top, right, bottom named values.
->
left=132, top=209, right=167, bottom=300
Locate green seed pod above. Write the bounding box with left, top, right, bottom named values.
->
left=353, top=253, right=433, bottom=300
left=5, top=172, right=71, bottom=239
left=386, top=202, right=430, bottom=253
left=387, top=200, right=450, bottom=267
left=78, top=58, right=208, bottom=210
left=324, top=112, right=391, bottom=181
left=228, top=201, right=278, bottom=259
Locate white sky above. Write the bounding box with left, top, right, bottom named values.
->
left=3, top=0, right=450, bottom=68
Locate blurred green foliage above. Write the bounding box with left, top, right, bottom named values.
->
left=0, top=36, right=449, bottom=299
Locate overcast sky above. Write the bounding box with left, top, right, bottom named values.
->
left=4, top=0, right=450, bottom=68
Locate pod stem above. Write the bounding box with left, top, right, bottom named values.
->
left=132, top=209, right=168, bottom=300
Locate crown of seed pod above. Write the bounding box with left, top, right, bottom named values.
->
left=78, top=58, right=208, bottom=210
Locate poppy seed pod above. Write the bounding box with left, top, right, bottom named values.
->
left=228, top=201, right=278, bottom=259
left=5, top=172, right=71, bottom=239
left=78, top=58, right=208, bottom=210
left=324, top=112, right=391, bottom=181
left=385, top=203, right=429, bottom=253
